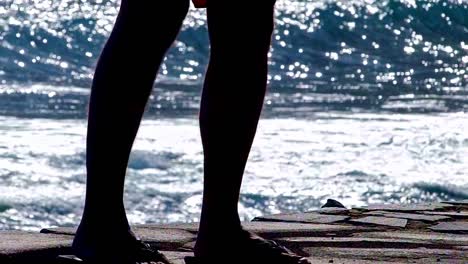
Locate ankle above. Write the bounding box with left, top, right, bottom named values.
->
left=197, top=216, right=241, bottom=236
left=75, top=217, right=133, bottom=241
left=195, top=222, right=243, bottom=247
left=80, top=205, right=130, bottom=228
left=194, top=226, right=253, bottom=257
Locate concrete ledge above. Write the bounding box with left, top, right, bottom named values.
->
left=2, top=200, right=467, bottom=263
left=0, top=231, right=72, bottom=264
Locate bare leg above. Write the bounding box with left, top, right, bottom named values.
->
left=195, top=0, right=276, bottom=256
left=73, top=0, right=189, bottom=259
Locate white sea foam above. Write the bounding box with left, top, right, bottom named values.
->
left=0, top=112, right=467, bottom=230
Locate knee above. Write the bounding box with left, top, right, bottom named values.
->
left=208, top=0, right=276, bottom=42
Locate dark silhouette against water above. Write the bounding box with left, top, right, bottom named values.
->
left=72, top=0, right=311, bottom=263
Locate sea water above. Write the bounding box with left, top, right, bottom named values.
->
left=0, top=0, right=467, bottom=230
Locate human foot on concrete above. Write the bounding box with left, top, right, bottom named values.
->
left=189, top=228, right=310, bottom=264
left=72, top=225, right=172, bottom=264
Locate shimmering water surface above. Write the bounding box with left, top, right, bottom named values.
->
left=0, top=0, right=467, bottom=230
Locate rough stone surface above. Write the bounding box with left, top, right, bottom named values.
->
left=316, top=207, right=350, bottom=215
left=41, top=226, right=195, bottom=251
left=430, top=222, right=468, bottom=233
left=138, top=223, right=200, bottom=232
left=363, top=211, right=450, bottom=222
left=422, top=211, right=468, bottom=218
left=0, top=231, right=72, bottom=254
left=278, top=237, right=432, bottom=248
left=253, top=212, right=350, bottom=224
left=321, top=199, right=346, bottom=209
left=361, top=203, right=452, bottom=212
left=42, top=222, right=366, bottom=241
left=41, top=223, right=201, bottom=236
left=41, top=227, right=76, bottom=236
left=358, top=231, right=468, bottom=245
left=134, top=228, right=196, bottom=251
left=161, top=251, right=192, bottom=264
left=0, top=231, right=72, bottom=263
left=441, top=200, right=468, bottom=206
left=303, top=247, right=468, bottom=262
left=243, top=222, right=367, bottom=238
left=349, top=216, right=408, bottom=228
left=305, top=257, right=458, bottom=264
left=5, top=201, right=468, bottom=263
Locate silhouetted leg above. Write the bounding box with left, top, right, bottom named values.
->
left=195, top=0, right=276, bottom=256
left=73, top=0, right=189, bottom=258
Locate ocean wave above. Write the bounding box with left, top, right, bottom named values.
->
left=412, top=181, right=468, bottom=200
left=128, top=150, right=183, bottom=170
left=1, top=0, right=466, bottom=114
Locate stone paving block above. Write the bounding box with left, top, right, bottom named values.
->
left=305, top=256, right=466, bottom=264
left=12, top=201, right=468, bottom=263
left=430, top=222, right=468, bottom=233
left=363, top=211, right=450, bottom=222
left=161, top=251, right=192, bottom=264
left=138, top=223, right=200, bottom=232
left=0, top=231, right=72, bottom=263
left=56, top=252, right=192, bottom=264
left=42, top=223, right=201, bottom=236
left=0, top=231, right=72, bottom=255
left=359, top=203, right=453, bottom=212
left=242, top=222, right=370, bottom=238
left=41, top=224, right=199, bottom=236
left=303, top=247, right=468, bottom=262
left=305, top=257, right=459, bottom=264
left=42, top=222, right=368, bottom=241
left=357, top=231, right=468, bottom=245
left=134, top=228, right=196, bottom=251
left=253, top=212, right=350, bottom=224
left=349, top=216, right=407, bottom=228
left=278, top=236, right=433, bottom=249
left=42, top=226, right=196, bottom=251
left=141, top=221, right=367, bottom=238
left=441, top=200, right=468, bottom=206
left=422, top=211, right=468, bottom=218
